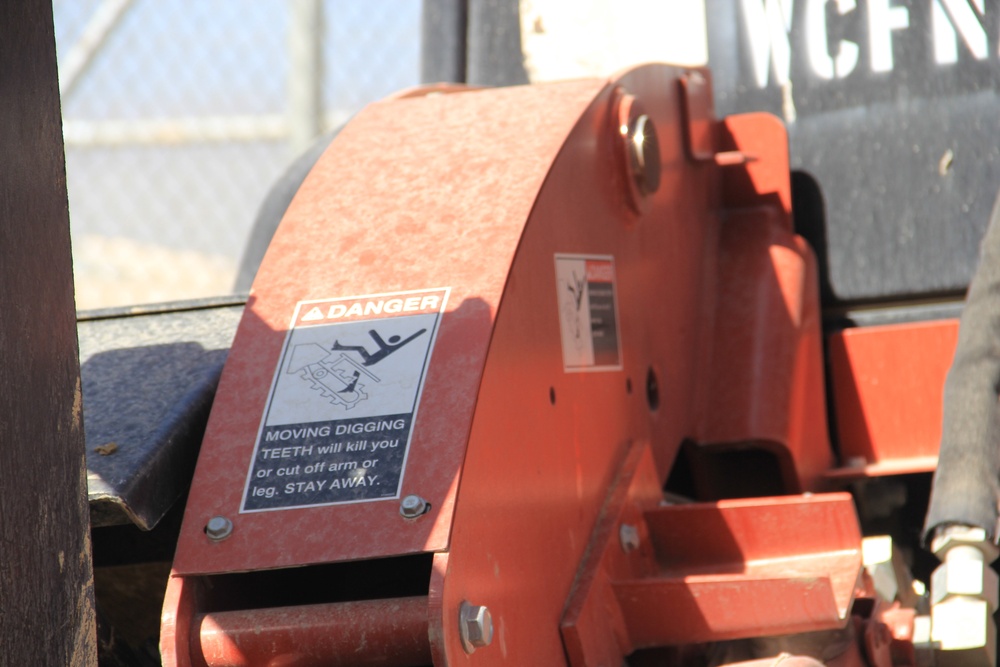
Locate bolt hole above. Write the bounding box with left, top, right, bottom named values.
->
left=549, top=387, right=556, bottom=405
left=646, top=368, right=659, bottom=412
left=626, top=377, right=633, bottom=394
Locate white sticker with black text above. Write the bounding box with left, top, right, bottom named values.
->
left=241, top=288, right=449, bottom=512
left=555, top=254, right=622, bottom=372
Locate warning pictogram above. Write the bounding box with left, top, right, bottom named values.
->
left=555, top=254, right=622, bottom=371
left=284, top=327, right=428, bottom=411
left=241, top=288, right=449, bottom=512
left=286, top=344, right=376, bottom=410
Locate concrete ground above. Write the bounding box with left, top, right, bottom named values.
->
left=73, top=234, right=236, bottom=311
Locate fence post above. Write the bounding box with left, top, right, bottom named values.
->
left=289, top=0, right=325, bottom=155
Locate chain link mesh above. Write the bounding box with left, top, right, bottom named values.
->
left=54, top=0, right=421, bottom=309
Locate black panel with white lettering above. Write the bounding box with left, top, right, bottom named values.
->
left=707, top=0, right=1000, bottom=304
left=245, top=414, right=410, bottom=509
left=241, top=289, right=449, bottom=512
left=587, top=280, right=620, bottom=367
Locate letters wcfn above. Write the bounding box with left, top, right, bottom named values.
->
left=741, top=0, right=995, bottom=88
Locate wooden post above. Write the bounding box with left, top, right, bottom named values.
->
left=0, top=1, right=97, bottom=664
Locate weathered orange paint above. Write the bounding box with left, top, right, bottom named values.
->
left=826, top=320, right=958, bottom=479
left=162, top=64, right=841, bottom=665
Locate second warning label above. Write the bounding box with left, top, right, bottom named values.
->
left=555, top=254, right=622, bottom=372
left=241, top=288, right=448, bottom=512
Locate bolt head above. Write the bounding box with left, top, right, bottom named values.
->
left=615, top=91, right=661, bottom=213
left=931, top=559, right=999, bottom=609
left=620, top=523, right=640, bottom=553
left=399, top=494, right=428, bottom=519
left=205, top=516, right=233, bottom=541
left=459, top=602, right=493, bottom=654
left=931, top=525, right=999, bottom=562
left=628, top=114, right=661, bottom=196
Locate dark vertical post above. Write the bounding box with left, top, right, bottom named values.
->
left=466, top=0, right=529, bottom=86
left=0, top=2, right=97, bottom=665
left=421, top=0, right=468, bottom=83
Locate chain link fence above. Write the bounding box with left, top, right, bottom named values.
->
left=53, top=0, right=421, bottom=309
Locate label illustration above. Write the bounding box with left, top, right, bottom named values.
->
left=555, top=254, right=622, bottom=372
left=241, top=288, right=449, bottom=512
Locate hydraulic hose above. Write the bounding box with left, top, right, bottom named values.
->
left=923, top=190, right=1000, bottom=544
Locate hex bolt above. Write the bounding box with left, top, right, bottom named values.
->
left=628, top=114, right=661, bottom=196
left=205, top=516, right=233, bottom=541
left=399, top=494, right=429, bottom=519
left=620, top=523, right=640, bottom=553
left=459, top=601, right=494, bottom=654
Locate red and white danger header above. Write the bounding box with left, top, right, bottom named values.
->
left=585, top=259, right=614, bottom=283
left=293, top=288, right=450, bottom=327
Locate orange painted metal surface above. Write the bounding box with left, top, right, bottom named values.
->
left=697, top=113, right=832, bottom=494
left=560, top=442, right=666, bottom=667
left=162, top=64, right=840, bottom=665
left=699, top=204, right=832, bottom=492
left=170, top=78, right=609, bottom=577
left=561, top=441, right=862, bottom=666
left=622, top=494, right=861, bottom=641
left=826, top=320, right=958, bottom=479
left=427, top=64, right=724, bottom=665
left=428, top=68, right=833, bottom=664
left=161, top=571, right=198, bottom=667
left=193, top=598, right=430, bottom=667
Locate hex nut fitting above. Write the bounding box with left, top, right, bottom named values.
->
left=399, top=494, right=429, bottom=519
left=205, top=516, right=233, bottom=541
left=863, top=535, right=919, bottom=607
left=931, top=597, right=996, bottom=656
left=459, top=601, right=493, bottom=654
left=931, top=552, right=999, bottom=610
left=931, top=526, right=1000, bottom=563
left=929, top=526, right=1000, bottom=667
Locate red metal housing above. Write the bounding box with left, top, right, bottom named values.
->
left=162, top=64, right=863, bottom=666
left=826, top=320, right=957, bottom=479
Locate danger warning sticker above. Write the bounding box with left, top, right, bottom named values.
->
left=555, top=254, right=622, bottom=372
left=241, top=288, right=449, bottom=512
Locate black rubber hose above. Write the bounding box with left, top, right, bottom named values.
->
left=923, top=190, right=1000, bottom=544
